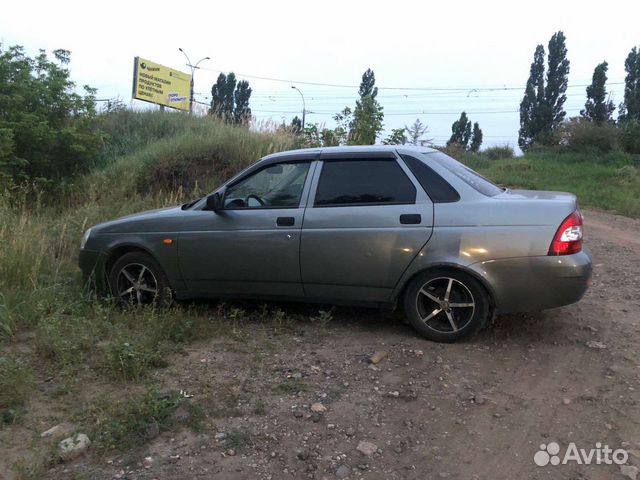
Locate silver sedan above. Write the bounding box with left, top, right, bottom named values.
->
left=79, top=146, right=592, bottom=342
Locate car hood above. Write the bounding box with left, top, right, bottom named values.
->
left=92, top=206, right=184, bottom=234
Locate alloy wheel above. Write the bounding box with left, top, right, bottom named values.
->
left=415, top=277, right=476, bottom=333
left=116, top=263, right=159, bottom=306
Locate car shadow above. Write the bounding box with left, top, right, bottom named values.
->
left=177, top=297, right=416, bottom=338
left=178, top=297, right=575, bottom=346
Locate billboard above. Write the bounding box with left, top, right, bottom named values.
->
left=132, top=57, right=192, bottom=112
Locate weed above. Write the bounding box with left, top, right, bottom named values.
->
left=253, top=398, right=268, bottom=416
left=275, top=379, right=307, bottom=395
left=311, top=309, right=334, bottom=328
left=0, top=354, right=34, bottom=422
left=88, top=389, right=182, bottom=451
left=225, top=430, right=255, bottom=452
left=103, top=338, right=169, bottom=381
left=180, top=402, right=207, bottom=432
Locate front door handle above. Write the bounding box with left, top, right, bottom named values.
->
left=277, top=216, right=295, bottom=227
left=400, top=214, right=421, bottom=225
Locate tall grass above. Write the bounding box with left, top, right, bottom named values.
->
left=0, top=112, right=295, bottom=342
left=463, top=150, right=640, bottom=217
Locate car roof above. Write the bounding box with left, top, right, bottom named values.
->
left=262, top=144, right=437, bottom=161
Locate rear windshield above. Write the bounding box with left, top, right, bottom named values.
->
left=425, top=152, right=503, bottom=197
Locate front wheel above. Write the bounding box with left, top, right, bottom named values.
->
left=108, top=252, right=172, bottom=307
left=403, top=270, right=489, bottom=342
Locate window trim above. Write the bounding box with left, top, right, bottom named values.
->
left=400, top=153, right=460, bottom=203
left=312, top=157, right=417, bottom=208
left=222, top=159, right=313, bottom=211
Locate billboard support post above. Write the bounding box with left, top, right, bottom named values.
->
left=178, top=48, right=211, bottom=115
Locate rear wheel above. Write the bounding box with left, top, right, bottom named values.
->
left=403, top=270, right=489, bottom=342
left=108, top=252, right=172, bottom=307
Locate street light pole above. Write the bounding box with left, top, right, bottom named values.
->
left=291, top=86, right=305, bottom=130
left=178, top=48, right=210, bottom=114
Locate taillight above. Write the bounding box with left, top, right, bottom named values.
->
left=548, top=210, right=583, bottom=256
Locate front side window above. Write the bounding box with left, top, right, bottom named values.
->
left=314, top=158, right=416, bottom=207
left=224, top=161, right=311, bottom=209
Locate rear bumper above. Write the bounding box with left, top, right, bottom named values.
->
left=469, top=247, right=592, bottom=313
left=79, top=248, right=108, bottom=292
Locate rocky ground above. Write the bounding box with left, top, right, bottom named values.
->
left=3, top=209, right=640, bottom=479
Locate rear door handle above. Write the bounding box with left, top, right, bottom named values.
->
left=400, top=214, right=421, bottom=225
left=277, top=216, right=295, bottom=227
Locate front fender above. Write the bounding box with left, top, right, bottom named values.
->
left=92, top=233, right=186, bottom=292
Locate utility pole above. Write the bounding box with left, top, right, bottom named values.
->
left=178, top=48, right=210, bottom=114
left=291, top=86, right=305, bottom=130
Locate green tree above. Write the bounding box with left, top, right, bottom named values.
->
left=581, top=62, right=615, bottom=124
left=543, top=31, right=570, bottom=130
left=290, top=116, right=303, bottom=134
left=358, top=68, right=378, bottom=99
left=302, top=124, right=340, bottom=147
left=447, top=111, right=472, bottom=148
left=233, top=80, right=252, bottom=125
left=519, top=45, right=546, bottom=150
left=382, top=128, right=407, bottom=145
left=619, top=46, right=640, bottom=122
left=0, top=45, right=103, bottom=183
left=469, top=122, right=483, bottom=152
left=350, top=96, right=384, bottom=144
left=210, top=72, right=236, bottom=122
left=405, top=118, right=431, bottom=146
left=518, top=32, right=570, bottom=150
left=349, top=69, right=384, bottom=144
left=210, top=73, right=253, bottom=125
left=332, top=107, right=352, bottom=145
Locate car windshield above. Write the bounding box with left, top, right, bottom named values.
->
left=425, top=151, right=503, bottom=197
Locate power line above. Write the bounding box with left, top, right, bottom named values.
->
left=197, top=65, right=624, bottom=92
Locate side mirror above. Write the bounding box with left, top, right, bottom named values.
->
left=206, top=191, right=224, bottom=212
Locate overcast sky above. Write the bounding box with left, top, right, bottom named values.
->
left=2, top=0, right=639, bottom=151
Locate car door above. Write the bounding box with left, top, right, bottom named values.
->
left=179, top=154, right=317, bottom=298
left=300, top=151, right=434, bottom=304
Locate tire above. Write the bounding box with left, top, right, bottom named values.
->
left=108, top=251, right=173, bottom=307
left=403, top=269, right=489, bottom=342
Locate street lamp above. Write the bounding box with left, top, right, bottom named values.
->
left=291, top=86, right=305, bottom=130
left=178, top=48, right=210, bottom=114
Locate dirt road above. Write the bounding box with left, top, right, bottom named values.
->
left=40, top=210, right=640, bottom=479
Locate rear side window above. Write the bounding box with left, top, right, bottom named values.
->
left=314, top=158, right=416, bottom=207
left=427, top=151, right=503, bottom=197
left=400, top=154, right=460, bottom=203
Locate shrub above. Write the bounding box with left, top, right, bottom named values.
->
left=554, top=117, right=619, bottom=154
left=436, top=143, right=466, bottom=159
left=483, top=145, right=515, bottom=160
left=0, top=45, right=103, bottom=185
left=619, top=120, right=640, bottom=154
